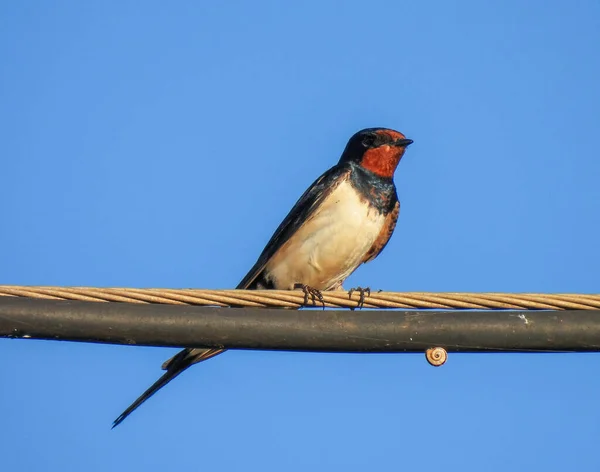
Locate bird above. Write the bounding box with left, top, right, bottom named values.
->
left=112, top=127, right=413, bottom=427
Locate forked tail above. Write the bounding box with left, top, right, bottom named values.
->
left=112, top=347, right=223, bottom=428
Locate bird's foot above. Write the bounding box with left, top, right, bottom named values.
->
left=348, top=287, right=371, bottom=310
left=294, top=283, right=325, bottom=309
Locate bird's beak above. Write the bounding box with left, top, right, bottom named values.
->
left=394, top=138, right=413, bottom=147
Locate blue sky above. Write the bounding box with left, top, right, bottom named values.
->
left=1, top=1, right=599, bottom=470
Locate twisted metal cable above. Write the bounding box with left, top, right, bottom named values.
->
left=0, top=285, right=598, bottom=310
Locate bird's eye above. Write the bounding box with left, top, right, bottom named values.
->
left=362, top=135, right=376, bottom=147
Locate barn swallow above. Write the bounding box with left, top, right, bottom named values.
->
left=113, top=127, right=413, bottom=427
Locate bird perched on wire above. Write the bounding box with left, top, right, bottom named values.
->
left=113, top=127, right=413, bottom=427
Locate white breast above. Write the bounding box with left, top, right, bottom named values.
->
left=265, top=180, right=386, bottom=290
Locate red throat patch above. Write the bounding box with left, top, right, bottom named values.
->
left=360, top=146, right=406, bottom=178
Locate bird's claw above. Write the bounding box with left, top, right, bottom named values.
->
left=294, top=283, right=325, bottom=309
left=348, top=287, right=371, bottom=310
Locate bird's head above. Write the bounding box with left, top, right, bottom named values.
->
left=338, top=128, right=413, bottom=178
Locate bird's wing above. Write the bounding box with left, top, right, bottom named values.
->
left=236, top=164, right=351, bottom=289
left=362, top=198, right=400, bottom=264
left=112, top=164, right=351, bottom=428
